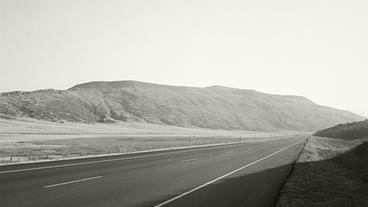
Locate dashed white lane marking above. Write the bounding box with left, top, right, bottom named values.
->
left=181, top=158, right=198, bottom=163
left=153, top=140, right=304, bottom=207
left=43, top=176, right=102, bottom=188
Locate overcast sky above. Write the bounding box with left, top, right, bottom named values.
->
left=1, top=0, right=367, bottom=117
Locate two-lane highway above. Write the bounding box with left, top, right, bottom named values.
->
left=0, top=135, right=306, bottom=207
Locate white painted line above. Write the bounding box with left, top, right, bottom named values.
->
left=43, top=176, right=102, bottom=188
left=225, top=150, right=233, bottom=154
left=153, top=140, right=304, bottom=207
left=0, top=143, right=244, bottom=174
left=181, top=158, right=198, bottom=163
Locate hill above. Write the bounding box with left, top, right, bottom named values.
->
left=0, top=80, right=364, bottom=131
left=314, top=119, right=368, bottom=140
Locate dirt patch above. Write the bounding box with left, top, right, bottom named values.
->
left=298, top=136, right=360, bottom=162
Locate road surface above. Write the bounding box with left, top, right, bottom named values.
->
left=0, top=135, right=306, bottom=207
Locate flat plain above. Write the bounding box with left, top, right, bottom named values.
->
left=0, top=118, right=304, bottom=164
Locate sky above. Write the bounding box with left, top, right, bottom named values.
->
left=0, top=0, right=367, bottom=117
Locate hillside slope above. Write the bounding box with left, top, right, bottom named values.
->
left=276, top=136, right=368, bottom=207
left=314, top=120, right=368, bottom=140
left=0, top=81, right=363, bottom=131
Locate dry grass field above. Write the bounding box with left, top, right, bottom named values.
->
left=0, top=118, right=304, bottom=164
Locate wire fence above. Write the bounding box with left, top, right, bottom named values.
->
left=1, top=137, right=245, bottom=165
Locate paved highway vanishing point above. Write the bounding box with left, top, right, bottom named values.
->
left=0, top=135, right=306, bottom=207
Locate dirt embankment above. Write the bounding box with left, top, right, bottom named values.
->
left=275, top=136, right=368, bottom=207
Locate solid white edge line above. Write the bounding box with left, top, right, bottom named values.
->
left=43, top=176, right=102, bottom=188
left=153, top=139, right=305, bottom=207
left=0, top=142, right=247, bottom=174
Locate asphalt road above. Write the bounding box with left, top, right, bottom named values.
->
left=0, top=135, right=306, bottom=207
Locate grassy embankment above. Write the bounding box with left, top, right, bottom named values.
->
left=276, top=120, right=368, bottom=207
